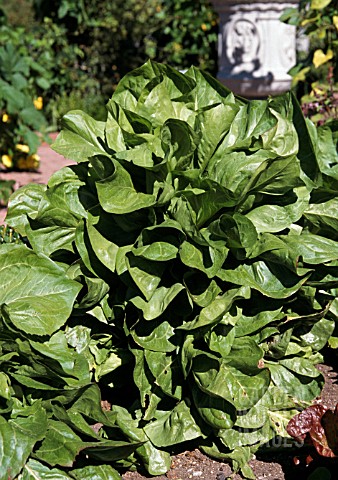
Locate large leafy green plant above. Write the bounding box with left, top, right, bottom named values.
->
left=1, top=61, right=338, bottom=479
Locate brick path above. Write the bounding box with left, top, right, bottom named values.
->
left=0, top=134, right=75, bottom=224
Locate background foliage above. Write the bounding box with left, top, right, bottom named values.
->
left=281, top=0, right=338, bottom=125
left=0, top=22, right=47, bottom=170
left=1, top=0, right=217, bottom=127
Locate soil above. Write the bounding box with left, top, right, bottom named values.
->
left=1, top=137, right=338, bottom=480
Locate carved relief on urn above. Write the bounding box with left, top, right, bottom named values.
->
left=226, top=16, right=261, bottom=76
left=211, top=0, right=299, bottom=97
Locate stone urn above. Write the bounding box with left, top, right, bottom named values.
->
left=210, top=0, right=299, bottom=97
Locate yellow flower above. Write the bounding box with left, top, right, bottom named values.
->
left=1, top=154, right=13, bottom=168
left=201, top=23, right=208, bottom=31
left=2, top=113, right=10, bottom=123
left=16, top=144, right=30, bottom=153
left=17, top=154, right=40, bottom=170
left=33, top=96, right=43, bottom=110
left=16, top=156, right=28, bottom=170
left=26, top=154, right=40, bottom=170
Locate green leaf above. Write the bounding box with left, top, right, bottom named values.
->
left=5, top=184, right=46, bottom=236
left=144, top=400, right=202, bottom=447
left=96, top=160, right=156, bottom=214
left=34, top=420, right=85, bottom=467
left=111, top=405, right=171, bottom=476
left=301, top=318, right=335, bottom=351
left=29, top=331, right=91, bottom=386
left=234, top=309, right=283, bottom=337
left=25, top=181, right=86, bottom=256
left=131, top=283, right=185, bottom=320
left=218, top=260, right=310, bottom=299
left=52, top=111, right=106, bottom=162
left=281, top=233, right=338, bottom=264
left=219, top=419, right=274, bottom=450
left=179, top=286, right=250, bottom=330
left=71, top=465, right=121, bottom=480
left=0, top=403, right=47, bottom=480
left=145, top=350, right=182, bottom=399
left=20, top=460, right=73, bottom=479
left=127, top=254, right=165, bottom=301
left=179, top=239, right=229, bottom=278
left=304, top=199, right=338, bottom=238
left=132, top=241, right=178, bottom=262
left=268, top=362, right=323, bottom=402
left=245, top=187, right=310, bottom=233
left=0, top=245, right=81, bottom=335
left=193, top=354, right=270, bottom=410
left=192, top=386, right=236, bottom=430
left=131, top=318, right=177, bottom=352
left=196, top=102, right=238, bottom=168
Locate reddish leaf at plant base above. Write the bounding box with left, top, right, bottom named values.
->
left=287, top=404, right=338, bottom=458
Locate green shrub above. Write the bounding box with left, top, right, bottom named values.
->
left=2, top=61, right=338, bottom=479
left=281, top=0, right=338, bottom=124
left=145, top=0, right=218, bottom=73
left=0, top=17, right=89, bottom=127
left=2, top=1, right=218, bottom=126
left=31, top=0, right=217, bottom=99
left=47, top=80, right=107, bottom=127
left=0, top=39, right=47, bottom=169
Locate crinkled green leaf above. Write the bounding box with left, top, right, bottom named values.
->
left=127, top=254, right=165, bottom=301
left=192, top=386, right=236, bottom=430
left=96, top=159, right=156, bottom=214
left=301, top=318, right=335, bottom=351
left=280, top=233, right=338, bottom=264
left=144, top=400, right=202, bottom=447
left=0, top=403, right=47, bottom=480
left=5, top=183, right=46, bottom=236
left=304, top=198, right=338, bottom=239
left=246, top=187, right=310, bottom=233
left=34, top=420, right=85, bottom=467
left=145, top=350, right=182, bottom=400
left=0, top=245, right=81, bottom=335
left=131, top=283, right=185, bottom=320
left=132, top=241, right=178, bottom=262
left=179, top=286, right=250, bottom=331
left=179, top=239, right=228, bottom=278
left=218, top=260, right=310, bottom=299
left=20, top=459, right=73, bottom=480
left=267, top=362, right=323, bottom=402
left=184, top=273, right=221, bottom=307
left=52, top=111, right=106, bottom=162
left=112, top=405, right=171, bottom=476
left=193, top=354, right=270, bottom=410
left=71, top=464, right=121, bottom=480
left=131, top=318, right=177, bottom=353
